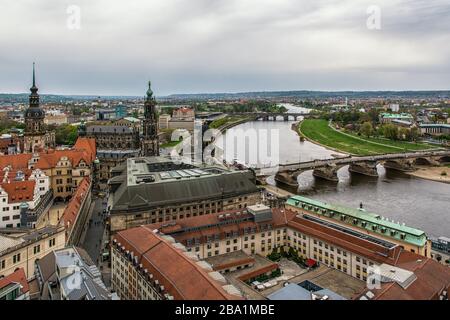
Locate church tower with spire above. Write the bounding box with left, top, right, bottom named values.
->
left=23, top=63, right=55, bottom=153
left=140, top=81, right=159, bottom=157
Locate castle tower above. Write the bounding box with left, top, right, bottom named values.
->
left=25, top=63, right=45, bottom=135
left=23, top=63, right=55, bottom=153
left=140, top=81, right=159, bottom=157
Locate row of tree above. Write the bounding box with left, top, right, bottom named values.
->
left=358, top=122, right=420, bottom=141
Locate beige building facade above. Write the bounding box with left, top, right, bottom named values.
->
left=0, top=226, right=66, bottom=279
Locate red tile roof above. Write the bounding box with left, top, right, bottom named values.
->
left=0, top=268, right=29, bottom=295
left=34, top=137, right=96, bottom=170
left=0, top=137, right=95, bottom=173
left=0, top=180, right=36, bottom=204
left=0, top=153, right=32, bottom=170
left=359, top=252, right=450, bottom=300
left=113, top=227, right=242, bottom=300
left=60, top=177, right=90, bottom=231
left=35, top=149, right=92, bottom=169
left=73, top=137, right=96, bottom=162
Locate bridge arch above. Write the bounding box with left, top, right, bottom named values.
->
left=414, top=157, right=434, bottom=165
left=438, top=156, right=450, bottom=163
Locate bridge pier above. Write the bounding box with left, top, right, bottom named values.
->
left=274, top=172, right=299, bottom=187
left=348, top=161, right=378, bottom=177
left=383, top=159, right=415, bottom=172
left=312, top=165, right=339, bottom=182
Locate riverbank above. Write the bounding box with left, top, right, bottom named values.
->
left=299, top=119, right=436, bottom=156
left=296, top=120, right=350, bottom=156
left=407, top=166, right=450, bottom=184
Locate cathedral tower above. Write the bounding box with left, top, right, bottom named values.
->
left=140, top=81, right=159, bottom=156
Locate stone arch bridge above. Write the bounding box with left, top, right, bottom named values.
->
left=255, top=150, right=450, bottom=187
left=230, top=112, right=312, bottom=121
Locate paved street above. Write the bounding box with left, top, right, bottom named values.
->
left=80, top=196, right=107, bottom=266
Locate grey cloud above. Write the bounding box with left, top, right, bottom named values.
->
left=0, top=0, right=449, bottom=95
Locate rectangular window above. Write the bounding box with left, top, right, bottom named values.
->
left=34, top=245, right=41, bottom=254
left=13, top=253, right=21, bottom=264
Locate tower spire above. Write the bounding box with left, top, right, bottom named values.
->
left=32, top=62, right=36, bottom=87
left=30, top=62, right=38, bottom=94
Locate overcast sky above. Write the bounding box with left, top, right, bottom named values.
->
left=1, top=0, right=449, bottom=96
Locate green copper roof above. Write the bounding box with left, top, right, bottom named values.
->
left=380, top=113, right=413, bottom=119
left=286, top=195, right=427, bottom=247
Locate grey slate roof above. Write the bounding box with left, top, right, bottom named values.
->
left=110, top=170, right=259, bottom=213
